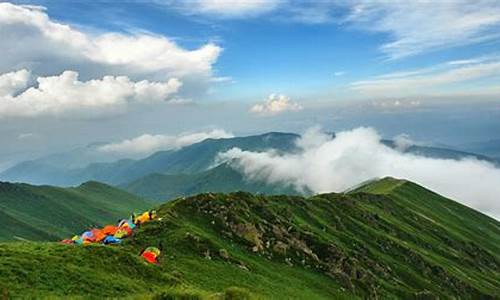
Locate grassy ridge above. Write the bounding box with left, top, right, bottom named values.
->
left=0, top=181, right=152, bottom=241
left=122, top=164, right=299, bottom=201
left=0, top=178, right=499, bottom=298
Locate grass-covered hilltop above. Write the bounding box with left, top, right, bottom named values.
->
left=0, top=181, right=151, bottom=241
left=1, top=177, right=499, bottom=299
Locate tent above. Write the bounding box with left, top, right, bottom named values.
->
left=102, top=225, right=119, bottom=235
left=114, top=226, right=132, bottom=239
left=118, top=218, right=136, bottom=229
left=141, top=246, right=161, bottom=264
left=103, top=236, right=121, bottom=245
left=136, top=210, right=157, bottom=225
left=91, top=229, right=106, bottom=242
left=81, top=231, right=95, bottom=242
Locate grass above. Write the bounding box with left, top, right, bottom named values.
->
left=0, top=181, right=152, bottom=241
left=0, top=177, right=499, bottom=298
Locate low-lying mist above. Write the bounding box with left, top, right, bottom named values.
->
left=218, top=127, right=500, bottom=220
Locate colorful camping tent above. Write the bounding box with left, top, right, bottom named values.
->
left=61, top=210, right=158, bottom=247
left=91, top=229, right=106, bottom=242
left=136, top=210, right=157, bottom=225
left=102, top=225, right=119, bottom=235
left=141, top=246, right=161, bottom=264
left=103, top=236, right=121, bottom=245
left=81, top=231, right=95, bottom=242
left=114, top=226, right=132, bottom=239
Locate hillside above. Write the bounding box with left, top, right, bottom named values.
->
left=3, top=131, right=497, bottom=188
left=0, top=181, right=151, bottom=241
left=0, top=178, right=498, bottom=298
left=121, top=163, right=300, bottom=201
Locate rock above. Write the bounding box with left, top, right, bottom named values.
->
left=219, top=248, right=229, bottom=259
left=273, top=241, right=289, bottom=255
left=231, top=223, right=264, bottom=251
left=238, top=264, right=249, bottom=271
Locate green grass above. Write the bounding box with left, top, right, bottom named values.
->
left=0, top=177, right=499, bottom=298
left=0, top=181, right=152, bottom=241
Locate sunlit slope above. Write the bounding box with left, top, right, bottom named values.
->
left=352, top=177, right=500, bottom=255
left=0, top=178, right=498, bottom=298
left=0, top=181, right=151, bottom=241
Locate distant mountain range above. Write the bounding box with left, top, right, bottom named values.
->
left=1, top=177, right=499, bottom=298
left=0, top=181, right=151, bottom=241
left=1, top=132, right=498, bottom=203
left=458, top=138, right=500, bottom=160
left=0, top=132, right=299, bottom=186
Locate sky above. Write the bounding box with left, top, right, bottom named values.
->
left=1, top=0, right=500, bottom=169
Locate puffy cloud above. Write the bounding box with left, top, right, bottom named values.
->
left=393, top=134, right=414, bottom=152
left=351, top=57, right=500, bottom=97
left=0, top=69, right=30, bottom=96
left=0, top=3, right=222, bottom=81
left=173, top=0, right=281, bottom=18
left=218, top=127, right=500, bottom=219
left=250, top=94, right=303, bottom=116
left=98, top=129, right=233, bottom=156
left=0, top=70, right=181, bottom=118
left=342, top=1, right=500, bottom=59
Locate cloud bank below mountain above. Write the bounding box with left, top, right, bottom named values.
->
left=219, top=127, right=500, bottom=220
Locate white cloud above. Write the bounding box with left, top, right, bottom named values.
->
left=0, top=69, right=31, bottom=96
left=0, top=3, right=222, bottom=82
left=250, top=94, right=303, bottom=116
left=218, top=127, right=500, bottom=220
left=0, top=70, right=181, bottom=118
left=173, top=0, right=281, bottom=18
left=351, top=57, right=500, bottom=97
left=98, top=129, right=234, bottom=156
left=393, top=134, right=413, bottom=152
left=17, top=133, right=35, bottom=140
left=334, top=71, right=345, bottom=77
left=343, top=1, right=500, bottom=59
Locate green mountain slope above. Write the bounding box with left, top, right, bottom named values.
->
left=0, top=181, right=151, bottom=241
left=0, top=178, right=498, bottom=298
left=121, top=163, right=300, bottom=201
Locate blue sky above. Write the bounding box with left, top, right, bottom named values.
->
left=1, top=0, right=500, bottom=167
left=8, top=0, right=500, bottom=102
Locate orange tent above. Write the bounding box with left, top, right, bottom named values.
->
left=102, top=225, right=119, bottom=235
left=91, top=229, right=106, bottom=242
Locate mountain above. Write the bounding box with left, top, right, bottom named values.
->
left=2, top=132, right=498, bottom=188
left=0, top=178, right=498, bottom=298
left=381, top=140, right=498, bottom=163
left=458, top=138, right=500, bottom=160
left=121, top=163, right=300, bottom=201
left=0, top=181, right=151, bottom=241
left=0, top=132, right=300, bottom=186
left=0, top=142, right=129, bottom=186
